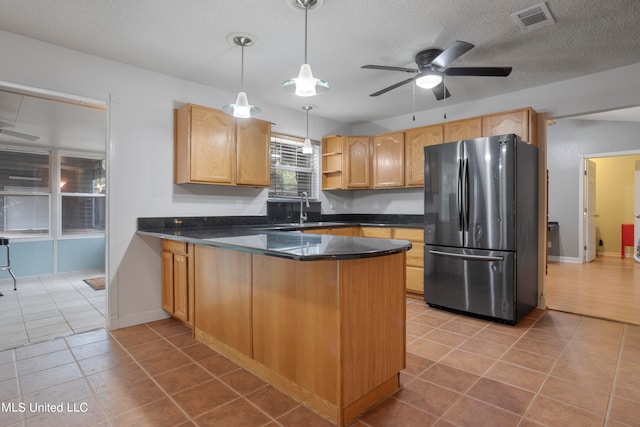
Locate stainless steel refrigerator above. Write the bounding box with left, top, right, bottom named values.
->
left=423, top=134, right=538, bottom=324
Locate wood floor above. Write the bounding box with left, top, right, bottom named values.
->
left=545, top=256, right=640, bottom=325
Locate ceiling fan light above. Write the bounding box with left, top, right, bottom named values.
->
left=222, top=91, right=261, bottom=118
left=302, top=137, right=313, bottom=153
left=415, top=73, right=443, bottom=89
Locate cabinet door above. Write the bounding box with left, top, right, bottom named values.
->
left=236, top=118, right=271, bottom=186
left=161, top=250, right=174, bottom=314
left=404, top=125, right=443, bottom=186
left=443, top=117, right=481, bottom=143
left=373, top=132, right=405, bottom=188
left=188, top=105, right=235, bottom=183
left=344, top=136, right=371, bottom=188
left=172, top=253, right=189, bottom=322
left=482, top=109, right=530, bottom=142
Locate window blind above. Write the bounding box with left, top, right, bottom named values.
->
left=269, top=135, right=319, bottom=199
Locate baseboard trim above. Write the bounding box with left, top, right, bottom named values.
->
left=548, top=256, right=583, bottom=264
left=110, top=309, right=170, bottom=330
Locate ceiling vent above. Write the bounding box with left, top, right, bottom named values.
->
left=511, top=2, right=555, bottom=32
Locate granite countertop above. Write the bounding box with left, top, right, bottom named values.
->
left=137, top=225, right=412, bottom=261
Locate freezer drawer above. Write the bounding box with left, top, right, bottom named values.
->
left=424, top=245, right=516, bottom=323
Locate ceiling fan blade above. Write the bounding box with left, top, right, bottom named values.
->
left=361, top=64, right=418, bottom=73
left=432, top=82, right=451, bottom=101
left=369, top=77, right=415, bottom=97
left=431, top=41, right=475, bottom=69
left=444, top=66, right=512, bottom=77
left=0, top=128, right=40, bottom=141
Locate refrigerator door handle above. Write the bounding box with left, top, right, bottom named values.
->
left=429, top=249, right=504, bottom=262
left=463, top=158, right=470, bottom=231
left=457, top=159, right=463, bottom=231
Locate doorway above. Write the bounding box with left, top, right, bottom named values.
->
left=0, top=81, right=109, bottom=348
left=581, top=152, right=640, bottom=261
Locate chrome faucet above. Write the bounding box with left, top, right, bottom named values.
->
left=299, top=191, right=310, bottom=225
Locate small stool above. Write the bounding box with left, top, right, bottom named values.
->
left=0, top=237, right=17, bottom=296
left=622, top=224, right=634, bottom=258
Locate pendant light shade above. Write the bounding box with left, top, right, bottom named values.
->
left=283, top=0, right=328, bottom=97
left=301, top=105, right=314, bottom=153
left=223, top=35, right=261, bottom=118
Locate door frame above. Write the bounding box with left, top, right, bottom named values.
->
left=579, top=149, right=640, bottom=261
left=0, top=79, right=112, bottom=327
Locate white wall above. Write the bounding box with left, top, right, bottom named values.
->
left=547, top=119, right=640, bottom=260
left=0, top=29, right=350, bottom=329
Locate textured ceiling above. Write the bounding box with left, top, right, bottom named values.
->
left=0, top=0, right=639, bottom=137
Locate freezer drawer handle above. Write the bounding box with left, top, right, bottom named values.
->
left=429, top=250, right=504, bottom=261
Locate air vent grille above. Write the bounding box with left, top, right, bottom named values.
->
left=511, top=2, right=555, bottom=32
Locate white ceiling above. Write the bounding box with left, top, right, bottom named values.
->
left=0, top=0, right=639, bottom=148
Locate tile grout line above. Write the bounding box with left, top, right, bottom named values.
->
left=603, top=323, right=626, bottom=424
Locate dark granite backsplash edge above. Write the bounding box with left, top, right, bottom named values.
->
left=138, top=214, right=424, bottom=231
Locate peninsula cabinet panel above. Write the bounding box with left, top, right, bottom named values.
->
left=236, top=118, right=271, bottom=186
left=252, top=255, right=340, bottom=404
left=443, top=117, right=482, bottom=143
left=340, top=253, right=406, bottom=407
left=373, top=132, right=405, bottom=188
left=344, top=136, right=371, bottom=188
left=482, top=107, right=538, bottom=145
left=194, top=245, right=252, bottom=357
left=404, top=125, right=443, bottom=186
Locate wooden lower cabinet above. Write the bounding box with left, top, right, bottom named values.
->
left=193, top=245, right=406, bottom=426
left=392, top=228, right=425, bottom=295
left=161, top=240, right=194, bottom=326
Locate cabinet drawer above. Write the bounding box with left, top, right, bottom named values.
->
left=406, top=266, right=424, bottom=294
left=393, top=228, right=424, bottom=242
left=360, top=227, right=393, bottom=238
left=406, top=243, right=424, bottom=267
left=331, top=227, right=358, bottom=236
left=162, top=239, right=188, bottom=255
left=303, top=228, right=331, bottom=234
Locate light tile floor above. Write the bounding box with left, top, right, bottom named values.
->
left=0, top=270, right=105, bottom=351
left=1, top=297, right=638, bottom=426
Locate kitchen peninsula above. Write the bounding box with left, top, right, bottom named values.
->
left=137, top=218, right=412, bottom=426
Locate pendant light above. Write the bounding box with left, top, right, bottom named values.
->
left=301, top=105, right=313, bottom=153
left=223, top=35, right=261, bottom=118
left=283, top=0, right=329, bottom=97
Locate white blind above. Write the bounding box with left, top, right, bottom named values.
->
left=269, top=135, right=319, bottom=199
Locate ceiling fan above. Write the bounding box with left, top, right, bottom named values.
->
left=362, top=40, right=512, bottom=100
left=0, top=119, right=40, bottom=141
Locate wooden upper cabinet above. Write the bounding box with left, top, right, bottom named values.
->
left=482, top=107, right=538, bottom=145
left=344, top=136, right=371, bottom=188
left=443, top=117, right=482, bottom=143
left=404, top=125, right=443, bottom=186
left=236, top=118, right=271, bottom=186
left=321, top=135, right=344, bottom=190
left=373, top=132, right=405, bottom=188
left=175, top=103, right=270, bottom=186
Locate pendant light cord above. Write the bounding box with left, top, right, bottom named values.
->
left=240, top=44, right=245, bottom=92
left=304, top=4, right=308, bottom=63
